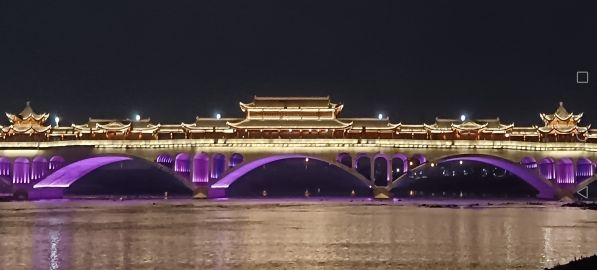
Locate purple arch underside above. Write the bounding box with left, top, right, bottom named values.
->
left=211, top=154, right=370, bottom=189
left=440, top=156, right=555, bottom=199
left=34, top=156, right=132, bottom=188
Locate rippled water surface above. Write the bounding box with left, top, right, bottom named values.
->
left=0, top=199, right=596, bottom=270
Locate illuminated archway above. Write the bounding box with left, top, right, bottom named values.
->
left=211, top=154, right=371, bottom=192
left=33, top=156, right=195, bottom=199
left=336, top=153, right=352, bottom=168
left=229, top=153, right=244, bottom=168
left=391, top=154, right=558, bottom=199
left=34, top=156, right=133, bottom=188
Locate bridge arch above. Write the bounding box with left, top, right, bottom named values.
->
left=192, top=152, right=209, bottom=183
left=229, top=153, right=244, bottom=168
left=391, top=154, right=558, bottom=199
left=49, top=155, right=65, bottom=171
left=211, top=154, right=372, bottom=196
left=520, top=156, right=537, bottom=169
left=373, top=153, right=391, bottom=186
left=576, top=158, right=593, bottom=178
left=31, top=156, right=49, bottom=180
left=211, top=153, right=226, bottom=179
left=13, top=157, right=30, bottom=184
left=336, top=153, right=352, bottom=168
left=156, top=153, right=175, bottom=168
left=354, top=153, right=371, bottom=180
left=0, top=156, right=9, bottom=176
left=174, top=153, right=191, bottom=173
left=392, top=154, right=408, bottom=174
left=538, top=157, right=556, bottom=180
left=34, top=156, right=133, bottom=188
left=412, top=154, right=427, bottom=165
left=33, top=155, right=194, bottom=198
left=556, top=158, right=574, bottom=184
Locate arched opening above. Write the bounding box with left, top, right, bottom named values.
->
left=394, top=160, right=538, bottom=198
left=412, top=154, right=427, bottom=165
left=211, top=154, right=226, bottom=179
left=13, top=157, right=30, bottom=184
left=174, top=153, right=191, bottom=174
left=0, top=157, right=10, bottom=176
left=31, top=156, right=49, bottom=181
left=392, top=154, right=557, bottom=199
left=373, top=155, right=389, bottom=186
left=355, top=154, right=371, bottom=180
left=229, top=153, right=244, bottom=168
left=576, top=158, right=593, bottom=180
left=555, top=158, right=574, bottom=184
left=63, top=158, right=193, bottom=197
left=192, top=152, right=209, bottom=183
left=391, top=154, right=408, bottom=180
left=49, top=156, right=65, bottom=171
left=224, top=157, right=371, bottom=197
left=336, top=153, right=352, bottom=168
left=520, top=156, right=537, bottom=169
left=156, top=153, right=175, bottom=168
left=538, top=157, right=555, bottom=180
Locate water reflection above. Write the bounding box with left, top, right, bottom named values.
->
left=0, top=200, right=595, bottom=270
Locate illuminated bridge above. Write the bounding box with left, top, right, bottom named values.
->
left=1, top=97, right=597, bottom=200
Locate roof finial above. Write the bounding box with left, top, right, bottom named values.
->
left=26, top=101, right=30, bottom=106
left=559, top=101, right=563, bottom=107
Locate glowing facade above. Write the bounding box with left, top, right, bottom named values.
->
left=1, top=98, right=596, bottom=143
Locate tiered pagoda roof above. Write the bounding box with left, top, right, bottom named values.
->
left=2, top=102, right=51, bottom=135
left=1, top=97, right=596, bottom=142
left=538, top=102, right=589, bottom=135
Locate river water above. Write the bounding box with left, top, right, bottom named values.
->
left=0, top=199, right=596, bottom=270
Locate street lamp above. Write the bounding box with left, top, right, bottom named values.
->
left=216, top=113, right=221, bottom=119
left=460, top=114, right=466, bottom=121
left=135, top=114, right=141, bottom=121
left=378, top=113, right=383, bottom=120
left=54, top=116, right=60, bottom=127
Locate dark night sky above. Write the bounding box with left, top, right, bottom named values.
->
left=0, top=1, right=595, bottom=126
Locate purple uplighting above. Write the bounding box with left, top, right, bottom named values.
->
left=211, top=154, right=371, bottom=189
left=210, top=153, right=226, bottom=179
left=49, top=156, right=65, bottom=171
left=156, top=153, right=174, bottom=166
left=392, top=153, right=409, bottom=173
left=520, top=156, right=537, bottom=169
left=412, top=154, right=428, bottom=165
left=539, top=157, right=556, bottom=180
left=440, top=155, right=556, bottom=199
left=0, top=156, right=9, bottom=176
left=353, top=153, right=369, bottom=169
left=556, top=158, right=574, bottom=184
left=34, top=156, right=132, bottom=188
left=192, top=152, right=209, bottom=183
left=174, top=153, right=190, bottom=173
left=13, top=157, right=31, bottom=184
left=336, top=153, right=352, bottom=167
left=31, top=156, right=49, bottom=180
left=575, top=158, right=593, bottom=178
left=229, top=153, right=244, bottom=168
